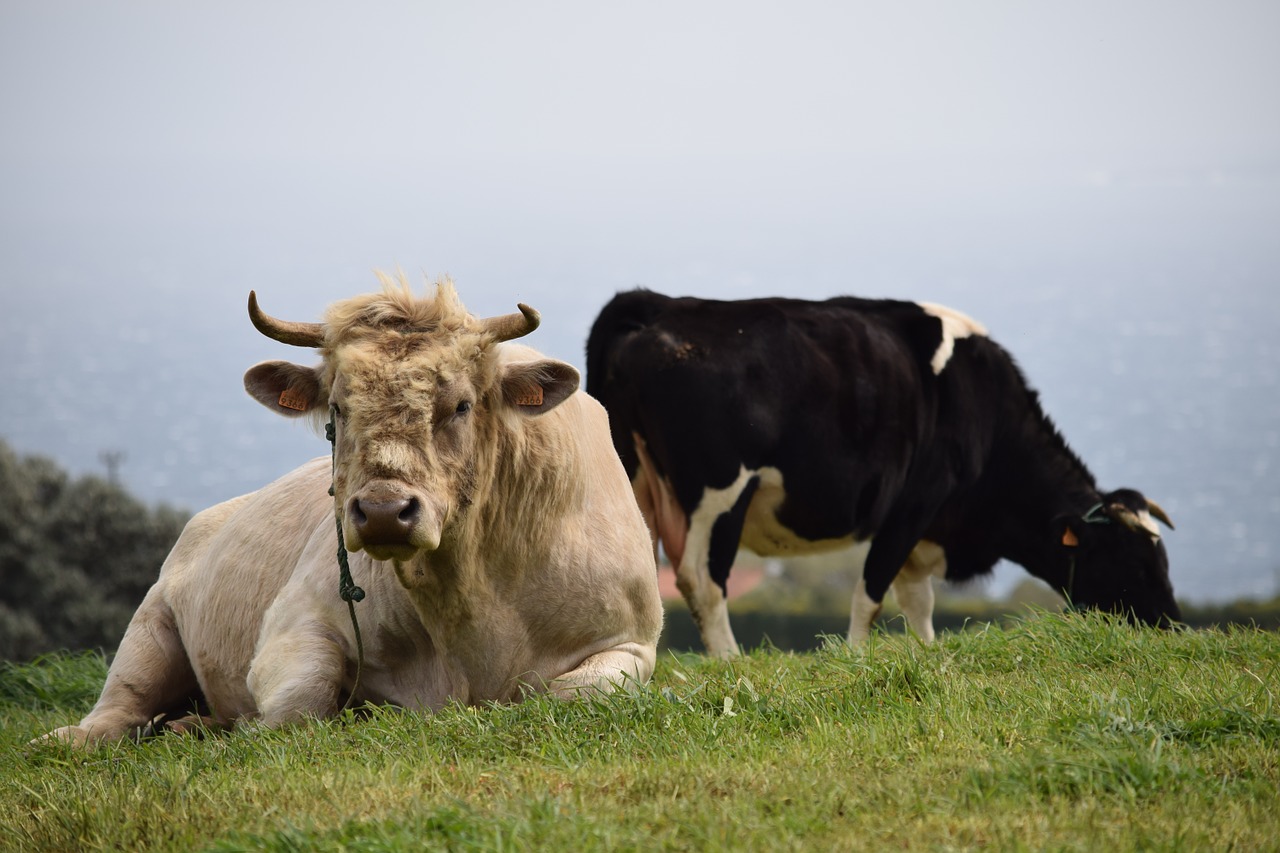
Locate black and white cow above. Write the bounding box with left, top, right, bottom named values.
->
left=586, top=289, right=1179, bottom=656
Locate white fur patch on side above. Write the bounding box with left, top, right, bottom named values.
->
left=919, top=302, right=989, bottom=375
left=738, top=466, right=857, bottom=556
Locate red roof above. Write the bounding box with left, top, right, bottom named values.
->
left=656, top=561, right=767, bottom=602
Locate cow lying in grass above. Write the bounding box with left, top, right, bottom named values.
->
left=42, top=276, right=662, bottom=745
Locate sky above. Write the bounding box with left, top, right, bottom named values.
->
left=1, top=2, right=1277, bottom=602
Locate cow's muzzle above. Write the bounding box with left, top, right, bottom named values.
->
left=353, top=496, right=420, bottom=544
left=344, top=481, right=444, bottom=561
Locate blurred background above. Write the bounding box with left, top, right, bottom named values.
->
left=2, top=1, right=1277, bottom=610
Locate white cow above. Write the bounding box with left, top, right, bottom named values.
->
left=43, top=276, right=662, bottom=746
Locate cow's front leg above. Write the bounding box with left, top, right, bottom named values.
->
left=891, top=541, right=945, bottom=643
left=848, top=576, right=884, bottom=644
left=849, top=514, right=937, bottom=645
left=675, top=471, right=759, bottom=658
left=247, top=625, right=348, bottom=726
left=548, top=642, right=657, bottom=698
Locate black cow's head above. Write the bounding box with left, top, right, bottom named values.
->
left=1053, top=488, right=1181, bottom=627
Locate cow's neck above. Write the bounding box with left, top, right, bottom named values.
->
left=975, top=406, right=1100, bottom=590
left=394, top=547, right=487, bottom=624
left=397, top=506, right=565, bottom=688
left=395, top=547, right=532, bottom=697
left=389, top=415, right=583, bottom=694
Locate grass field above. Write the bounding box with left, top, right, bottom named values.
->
left=3, top=611, right=1277, bottom=851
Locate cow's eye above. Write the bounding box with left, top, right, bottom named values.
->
left=455, top=400, right=472, bottom=416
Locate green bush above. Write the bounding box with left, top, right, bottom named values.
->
left=0, top=439, right=189, bottom=661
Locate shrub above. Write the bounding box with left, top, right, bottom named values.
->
left=0, top=439, right=189, bottom=661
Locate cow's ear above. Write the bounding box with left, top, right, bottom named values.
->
left=244, top=360, right=324, bottom=418
left=1052, top=515, right=1083, bottom=549
left=500, top=358, right=580, bottom=416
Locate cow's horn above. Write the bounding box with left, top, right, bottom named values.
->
left=1146, top=499, right=1175, bottom=530
left=479, top=303, right=541, bottom=343
left=248, top=291, right=325, bottom=348
left=1108, top=504, right=1145, bottom=533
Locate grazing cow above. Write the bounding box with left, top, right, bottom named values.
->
left=586, top=289, right=1178, bottom=657
left=42, top=276, right=662, bottom=746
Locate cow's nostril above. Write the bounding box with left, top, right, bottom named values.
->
left=398, top=497, right=421, bottom=526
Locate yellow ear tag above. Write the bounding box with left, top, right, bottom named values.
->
left=515, top=386, right=544, bottom=407
left=1061, top=527, right=1079, bottom=548
left=278, top=389, right=309, bottom=411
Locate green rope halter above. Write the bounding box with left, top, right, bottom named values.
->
left=327, top=408, right=365, bottom=711
left=1066, top=502, right=1115, bottom=603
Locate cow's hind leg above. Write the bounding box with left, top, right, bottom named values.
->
left=549, top=642, right=657, bottom=698
left=676, top=470, right=759, bottom=658
left=40, top=590, right=199, bottom=747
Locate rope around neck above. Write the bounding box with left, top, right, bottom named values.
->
left=1065, top=501, right=1114, bottom=604
left=327, top=409, right=365, bottom=712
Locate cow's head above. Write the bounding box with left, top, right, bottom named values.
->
left=1053, top=488, right=1181, bottom=627
left=242, top=276, right=579, bottom=564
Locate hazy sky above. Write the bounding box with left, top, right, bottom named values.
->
left=2, top=2, right=1278, bottom=601
left=4, top=3, right=1276, bottom=301
left=6, top=3, right=1275, bottom=166
left=4, top=3, right=1275, bottom=319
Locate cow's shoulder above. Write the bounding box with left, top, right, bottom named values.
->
left=157, top=490, right=258, bottom=587
left=161, top=459, right=332, bottom=602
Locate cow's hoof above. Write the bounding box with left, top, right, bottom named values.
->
left=161, top=714, right=221, bottom=737
left=29, top=725, right=91, bottom=748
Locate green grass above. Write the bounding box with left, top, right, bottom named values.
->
left=3, top=611, right=1277, bottom=851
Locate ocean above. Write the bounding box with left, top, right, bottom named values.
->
left=1, top=168, right=1277, bottom=605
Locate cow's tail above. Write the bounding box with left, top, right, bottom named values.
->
left=584, top=288, right=670, bottom=398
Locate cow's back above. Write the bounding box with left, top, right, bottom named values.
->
left=587, top=292, right=943, bottom=538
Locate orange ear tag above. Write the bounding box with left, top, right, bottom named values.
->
left=278, top=389, right=309, bottom=411
left=515, top=386, right=544, bottom=407
left=1061, top=527, right=1079, bottom=548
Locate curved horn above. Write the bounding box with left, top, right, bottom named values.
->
left=248, top=291, right=325, bottom=348
left=478, top=303, right=540, bottom=343
left=1105, top=502, right=1146, bottom=527
left=1145, top=499, right=1175, bottom=530
left=1109, top=503, right=1169, bottom=539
